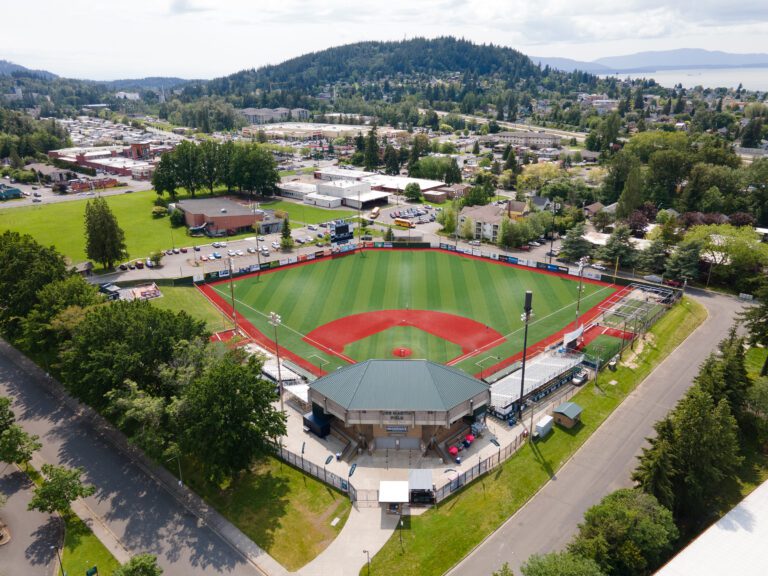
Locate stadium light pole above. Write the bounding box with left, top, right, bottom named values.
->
left=518, top=291, right=533, bottom=428
left=228, top=257, right=237, bottom=332
left=575, top=256, right=588, bottom=326
left=269, top=312, right=284, bottom=414
left=548, top=202, right=559, bottom=263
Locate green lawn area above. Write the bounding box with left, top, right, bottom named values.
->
left=344, top=326, right=464, bottom=362
left=256, top=199, right=356, bottom=225
left=582, top=334, right=626, bottom=361
left=152, top=285, right=232, bottom=333
left=365, top=297, right=707, bottom=576
left=204, top=251, right=617, bottom=374
left=60, top=512, right=121, bottom=576
left=746, top=346, right=767, bottom=380
left=184, top=456, right=351, bottom=571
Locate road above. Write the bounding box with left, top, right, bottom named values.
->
left=0, top=175, right=153, bottom=209
left=0, top=341, right=282, bottom=576
left=446, top=289, right=743, bottom=576
left=0, top=468, right=59, bottom=576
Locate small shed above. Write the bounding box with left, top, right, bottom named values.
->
left=553, top=402, right=583, bottom=429
left=535, top=415, right=554, bottom=439
left=408, top=469, right=435, bottom=506
left=379, top=480, right=409, bottom=514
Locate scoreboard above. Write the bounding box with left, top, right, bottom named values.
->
left=330, top=221, right=353, bottom=244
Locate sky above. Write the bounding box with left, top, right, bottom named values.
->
left=2, top=0, right=767, bottom=80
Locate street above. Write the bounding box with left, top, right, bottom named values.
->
left=446, top=290, right=743, bottom=575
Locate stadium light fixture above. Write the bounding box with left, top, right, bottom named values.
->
left=518, top=291, right=533, bottom=427
left=269, top=312, right=284, bottom=414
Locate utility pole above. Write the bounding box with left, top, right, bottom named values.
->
left=518, top=291, right=533, bottom=427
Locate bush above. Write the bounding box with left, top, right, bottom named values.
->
left=169, top=209, right=186, bottom=227
left=152, top=206, right=168, bottom=218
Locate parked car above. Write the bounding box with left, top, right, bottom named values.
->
left=664, top=278, right=683, bottom=288
left=257, top=236, right=265, bottom=242
left=572, top=369, right=588, bottom=386
left=307, top=224, right=317, bottom=231
left=212, top=252, right=222, bottom=259
left=145, top=259, right=154, bottom=268
left=235, top=249, right=244, bottom=256
left=135, top=260, right=144, bottom=269
left=119, top=263, right=128, bottom=271
left=528, top=241, right=541, bottom=247
left=200, top=255, right=208, bottom=261
left=32, top=198, right=42, bottom=203
left=193, top=245, right=201, bottom=251
left=180, top=247, right=188, bottom=253
left=173, top=248, right=180, bottom=254
left=212, top=242, right=221, bottom=248
left=227, top=249, right=236, bottom=256
left=591, top=264, right=607, bottom=271
left=468, top=240, right=481, bottom=246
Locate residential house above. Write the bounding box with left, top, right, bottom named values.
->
left=459, top=201, right=525, bottom=243
left=583, top=202, right=605, bottom=218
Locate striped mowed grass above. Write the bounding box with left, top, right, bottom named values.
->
left=209, top=250, right=617, bottom=374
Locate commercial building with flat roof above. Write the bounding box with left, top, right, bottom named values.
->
left=175, top=197, right=284, bottom=235
left=308, top=359, right=490, bottom=451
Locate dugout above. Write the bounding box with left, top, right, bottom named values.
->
left=307, top=360, right=490, bottom=451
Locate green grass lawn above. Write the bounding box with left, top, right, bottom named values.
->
left=256, top=199, right=356, bottom=225
left=365, top=297, right=707, bottom=576
left=746, top=346, right=767, bottom=379
left=582, top=334, right=626, bottom=361
left=60, top=512, right=121, bottom=576
left=344, top=326, right=464, bottom=362
left=152, top=285, right=232, bottom=333
left=205, top=251, right=617, bottom=374
left=184, top=456, right=351, bottom=571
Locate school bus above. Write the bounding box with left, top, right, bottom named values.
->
left=369, top=206, right=381, bottom=219
left=394, top=218, right=415, bottom=228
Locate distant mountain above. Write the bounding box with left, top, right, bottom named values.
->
left=530, top=56, right=610, bottom=73
left=0, top=59, right=57, bottom=79
left=204, top=37, right=543, bottom=96
left=95, top=77, right=194, bottom=91
left=594, top=49, right=768, bottom=72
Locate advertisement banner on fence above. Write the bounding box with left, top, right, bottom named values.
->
left=509, top=256, right=519, bottom=265
left=288, top=256, right=298, bottom=264
left=218, top=268, right=230, bottom=278
left=279, top=258, right=289, bottom=266
left=584, top=270, right=602, bottom=280
left=471, top=249, right=481, bottom=256
left=238, top=267, right=250, bottom=275
left=260, top=262, right=271, bottom=270
left=374, top=242, right=384, bottom=248
left=439, top=243, right=456, bottom=251
left=323, top=249, right=332, bottom=257
left=568, top=267, right=579, bottom=276
left=249, top=264, right=260, bottom=273
left=192, top=273, right=204, bottom=283
left=306, top=253, right=315, bottom=261
left=490, top=253, right=499, bottom=260
left=536, top=262, right=548, bottom=270
left=269, top=261, right=280, bottom=268
left=298, top=254, right=307, bottom=262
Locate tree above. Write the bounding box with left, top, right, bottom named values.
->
left=0, top=424, right=41, bottom=470
left=177, top=351, right=286, bottom=482
left=472, top=140, right=480, bottom=155
left=383, top=145, right=400, bottom=175
left=113, top=554, right=163, bottom=576
left=363, top=125, right=380, bottom=171
left=152, top=153, right=178, bottom=200
left=637, top=239, right=668, bottom=274
left=632, top=419, right=676, bottom=511
left=741, top=284, right=768, bottom=376
left=384, top=227, right=395, bottom=241
left=404, top=182, right=422, bottom=202
left=173, top=141, right=201, bottom=196
left=461, top=216, right=475, bottom=240
left=568, top=489, right=678, bottom=576
left=85, top=196, right=127, bottom=270
left=0, top=231, right=67, bottom=336
left=522, top=552, right=605, bottom=576
left=28, top=464, right=95, bottom=514
left=217, top=141, right=238, bottom=192
left=559, top=223, right=592, bottom=261
left=280, top=216, right=294, bottom=250
left=748, top=377, right=768, bottom=444
left=627, top=210, right=649, bottom=237
left=616, top=166, right=644, bottom=219
left=598, top=224, right=636, bottom=267
left=695, top=328, right=751, bottom=424
left=0, top=397, right=15, bottom=434
left=106, top=380, right=168, bottom=459
left=198, top=140, right=220, bottom=194
left=444, top=158, right=462, bottom=184
left=492, top=562, right=515, bottom=576
left=664, top=240, right=700, bottom=282
left=591, top=210, right=613, bottom=233
left=59, top=300, right=206, bottom=407
left=601, top=150, right=640, bottom=204
left=741, top=118, right=764, bottom=148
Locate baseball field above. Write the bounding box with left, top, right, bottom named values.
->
left=199, top=249, right=618, bottom=377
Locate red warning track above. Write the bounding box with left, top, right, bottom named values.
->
left=304, top=310, right=504, bottom=355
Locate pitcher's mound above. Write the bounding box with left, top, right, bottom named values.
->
left=392, top=347, right=412, bottom=358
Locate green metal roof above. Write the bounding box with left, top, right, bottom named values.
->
left=554, top=401, right=583, bottom=420
left=310, top=360, right=489, bottom=412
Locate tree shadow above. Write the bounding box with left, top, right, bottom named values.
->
left=529, top=440, right=555, bottom=479
left=25, top=515, right=60, bottom=566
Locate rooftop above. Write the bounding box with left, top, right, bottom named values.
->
left=176, top=197, right=256, bottom=217
left=554, top=401, right=583, bottom=420
left=310, top=359, right=488, bottom=412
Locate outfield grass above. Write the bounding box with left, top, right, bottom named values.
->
left=152, top=285, right=232, bottom=333
left=365, top=297, right=707, bottom=576
left=344, top=326, right=464, bottom=363
left=256, top=199, right=356, bottom=225
left=184, top=456, right=351, bottom=570
left=206, top=251, right=617, bottom=374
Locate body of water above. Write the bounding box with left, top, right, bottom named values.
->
left=603, top=67, right=768, bottom=92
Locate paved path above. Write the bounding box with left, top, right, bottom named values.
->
left=446, top=291, right=743, bottom=576
left=0, top=339, right=287, bottom=576
left=299, top=507, right=398, bottom=576
left=0, top=467, right=59, bottom=576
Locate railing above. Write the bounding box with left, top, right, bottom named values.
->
left=276, top=444, right=350, bottom=493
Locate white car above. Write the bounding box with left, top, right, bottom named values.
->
left=591, top=264, right=608, bottom=271
left=257, top=236, right=265, bottom=242
left=307, top=225, right=317, bottom=231
left=227, top=249, right=236, bottom=257
left=236, top=249, right=244, bottom=256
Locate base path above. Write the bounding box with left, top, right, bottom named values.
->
left=446, top=291, right=744, bottom=576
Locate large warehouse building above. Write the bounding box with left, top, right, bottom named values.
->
left=307, top=360, right=490, bottom=451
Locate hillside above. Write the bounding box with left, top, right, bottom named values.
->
left=202, top=37, right=543, bottom=96
left=595, top=48, right=768, bottom=71
left=0, top=59, right=57, bottom=79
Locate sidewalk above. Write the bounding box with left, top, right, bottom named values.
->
left=299, top=506, right=398, bottom=576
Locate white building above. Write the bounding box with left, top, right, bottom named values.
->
left=494, top=131, right=562, bottom=148
left=278, top=181, right=317, bottom=200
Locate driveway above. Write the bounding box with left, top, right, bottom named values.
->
left=446, top=290, right=743, bottom=575
left=0, top=340, right=283, bottom=576
left=0, top=468, right=59, bottom=576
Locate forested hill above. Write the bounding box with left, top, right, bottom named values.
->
left=200, top=37, right=547, bottom=97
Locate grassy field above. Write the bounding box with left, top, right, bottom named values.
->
left=185, top=456, right=351, bottom=570
left=152, top=285, right=232, bottom=333
left=205, top=251, right=617, bottom=374
left=60, top=512, right=121, bottom=576
left=582, top=334, right=626, bottom=361
left=0, top=191, right=355, bottom=267
left=365, top=297, right=708, bottom=576
left=344, top=326, right=464, bottom=362
left=256, top=199, right=356, bottom=225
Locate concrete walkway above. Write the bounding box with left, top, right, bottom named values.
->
left=299, top=506, right=398, bottom=576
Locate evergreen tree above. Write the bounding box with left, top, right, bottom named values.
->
left=472, top=140, right=480, bottom=155
left=664, top=240, right=700, bottom=282
left=84, top=197, right=127, bottom=270
left=632, top=419, right=676, bottom=510
left=638, top=239, right=668, bottom=274
left=198, top=140, right=220, bottom=194
left=559, top=223, right=592, bottom=261
left=503, top=148, right=518, bottom=172
left=598, top=224, right=636, bottom=267
left=444, top=158, right=462, bottom=184
left=741, top=284, right=768, bottom=376
left=363, top=125, right=380, bottom=170
left=383, top=145, right=400, bottom=175
left=616, top=166, right=644, bottom=219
